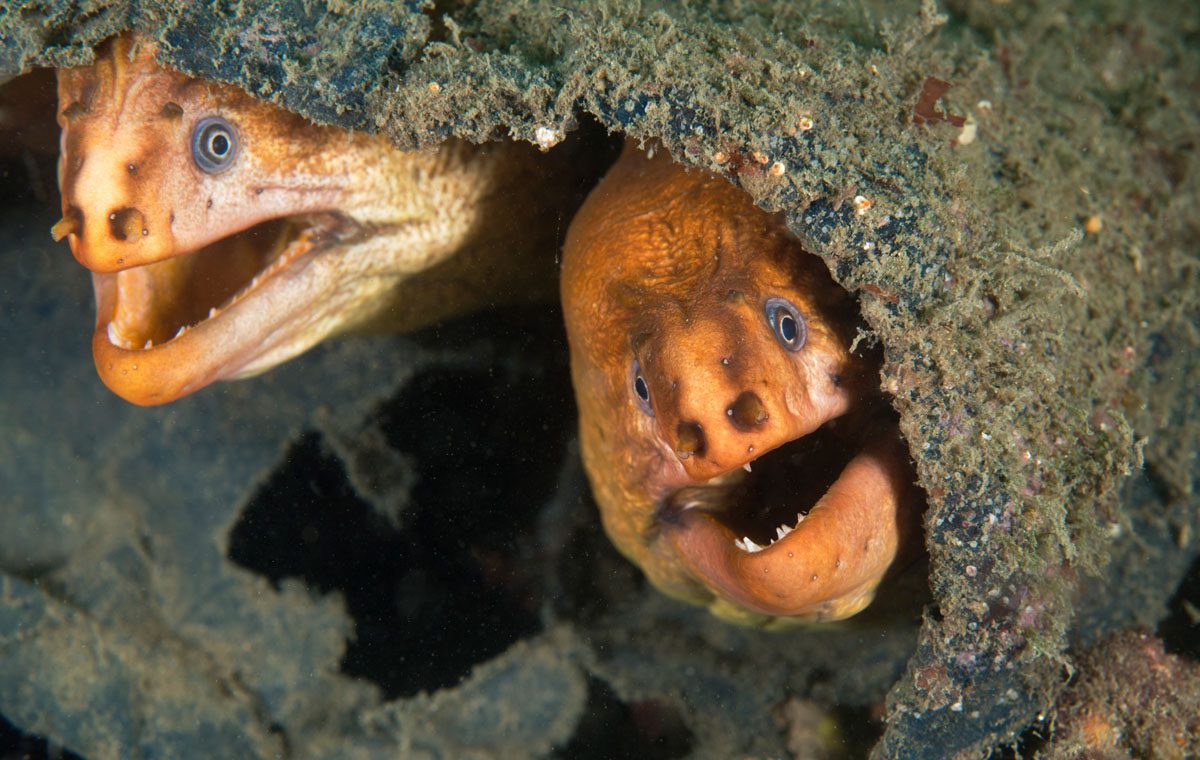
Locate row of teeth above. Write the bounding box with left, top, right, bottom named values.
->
left=106, top=228, right=307, bottom=350
left=106, top=305, right=224, bottom=350
left=733, top=513, right=807, bottom=553
left=103, top=219, right=309, bottom=350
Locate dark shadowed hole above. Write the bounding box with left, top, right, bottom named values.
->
left=832, top=704, right=887, bottom=758
left=0, top=70, right=59, bottom=208
left=553, top=679, right=693, bottom=759
left=229, top=309, right=576, bottom=699
left=0, top=712, right=85, bottom=760
left=1159, top=553, right=1200, bottom=661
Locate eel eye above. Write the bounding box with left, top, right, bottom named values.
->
left=192, top=117, right=238, bottom=174
left=630, top=359, right=654, bottom=416
left=764, top=297, right=806, bottom=351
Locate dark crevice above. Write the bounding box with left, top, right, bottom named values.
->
left=0, top=70, right=59, bottom=208
left=554, top=678, right=693, bottom=760
left=1159, top=552, right=1200, bottom=661
left=831, top=704, right=887, bottom=759
left=229, top=307, right=576, bottom=700
left=0, top=712, right=85, bottom=760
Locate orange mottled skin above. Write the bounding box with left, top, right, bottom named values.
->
left=56, top=35, right=559, bottom=405
left=562, top=144, right=921, bottom=625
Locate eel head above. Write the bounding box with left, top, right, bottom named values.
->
left=563, top=145, right=920, bottom=624
left=53, top=35, right=472, bottom=404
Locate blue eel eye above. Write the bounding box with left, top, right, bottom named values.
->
left=192, top=116, right=238, bottom=174
left=630, top=358, right=653, bottom=416
left=764, top=297, right=806, bottom=351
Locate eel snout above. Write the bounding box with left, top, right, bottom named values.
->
left=643, top=308, right=915, bottom=622
left=639, top=311, right=856, bottom=483
left=53, top=35, right=359, bottom=404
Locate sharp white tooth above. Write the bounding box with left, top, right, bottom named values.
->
left=741, top=536, right=763, bottom=553
left=734, top=538, right=746, bottom=552
left=795, top=513, right=807, bottom=527
left=776, top=524, right=794, bottom=540
left=743, top=462, right=753, bottom=473
left=142, top=340, right=153, bottom=349
left=174, top=326, right=186, bottom=339
left=208, top=307, right=217, bottom=319
left=106, top=322, right=122, bottom=347
left=683, top=501, right=700, bottom=510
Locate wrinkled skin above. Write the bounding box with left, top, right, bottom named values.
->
left=562, top=144, right=922, bottom=625
left=55, top=34, right=562, bottom=405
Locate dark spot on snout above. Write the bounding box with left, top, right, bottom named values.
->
left=160, top=102, right=184, bottom=119
left=107, top=207, right=144, bottom=242
left=727, top=391, right=768, bottom=430
left=61, top=102, right=88, bottom=120
left=675, top=422, right=706, bottom=460
left=126, top=162, right=137, bottom=176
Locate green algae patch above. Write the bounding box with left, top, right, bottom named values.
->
left=2, top=0, right=1197, bottom=757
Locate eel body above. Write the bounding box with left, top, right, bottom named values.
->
left=54, top=35, right=564, bottom=405
left=561, top=144, right=921, bottom=625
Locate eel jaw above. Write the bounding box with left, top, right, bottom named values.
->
left=660, top=425, right=918, bottom=622
left=88, top=212, right=357, bottom=405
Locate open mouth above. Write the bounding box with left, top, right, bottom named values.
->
left=90, top=211, right=353, bottom=404
left=664, top=423, right=857, bottom=552
left=102, top=218, right=304, bottom=349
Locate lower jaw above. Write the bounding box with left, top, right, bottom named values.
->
left=89, top=223, right=326, bottom=405
left=656, top=419, right=915, bottom=621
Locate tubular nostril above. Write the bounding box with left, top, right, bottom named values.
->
left=727, top=391, right=768, bottom=430
left=107, top=207, right=146, bottom=242
left=51, top=205, right=84, bottom=241
left=675, top=422, right=706, bottom=460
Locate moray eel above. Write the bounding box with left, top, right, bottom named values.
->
left=562, top=144, right=921, bottom=625
left=54, top=35, right=561, bottom=405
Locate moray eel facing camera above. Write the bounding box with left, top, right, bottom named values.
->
left=54, top=35, right=564, bottom=405
left=562, top=144, right=922, bottom=625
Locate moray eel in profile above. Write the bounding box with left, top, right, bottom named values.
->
left=54, top=35, right=564, bottom=405
left=562, top=144, right=922, bottom=625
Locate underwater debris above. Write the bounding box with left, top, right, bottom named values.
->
left=912, top=76, right=965, bottom=127
left=1040, top=631, right=1200, bottom=759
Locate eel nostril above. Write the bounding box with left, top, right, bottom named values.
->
left=727, top=391, right=768, bottom=430
left=51, top=205, right=84, bottom=241
left=675, top=422, right=706, bottom=460
left=107, top=207, right=145, bottom=242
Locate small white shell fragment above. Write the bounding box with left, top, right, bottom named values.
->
left=956, top=115, right=978, bottom=146
left=534, top=126, right=564, bottom=151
